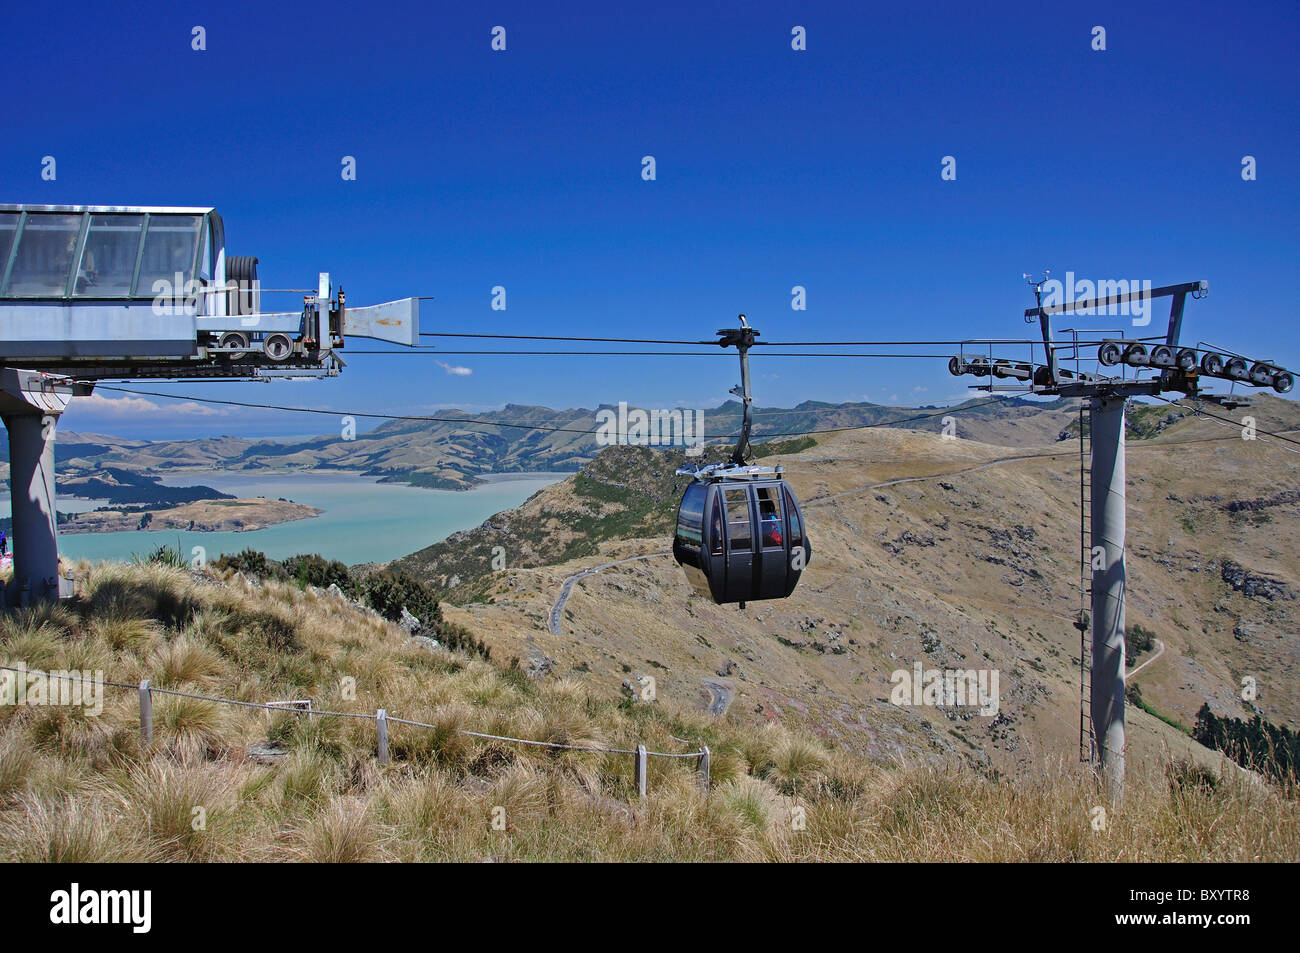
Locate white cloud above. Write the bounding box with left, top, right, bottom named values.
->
left=435, top=361, right=473, bottom=377
left=69, top=393, right=221, bottom=418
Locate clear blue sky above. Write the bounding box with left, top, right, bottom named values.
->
left=2, top=0, right=1297, bottom=439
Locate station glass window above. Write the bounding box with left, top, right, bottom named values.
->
left=5, top=213, right=82, bottom=296
left=135, top=215, right=203, bottom=295
left=73, top=215, right=142, bottom=296
left=0, top=213, right=19, bottom=283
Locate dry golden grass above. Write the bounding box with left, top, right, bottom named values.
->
left=0, top=561, right=1295, bottom=862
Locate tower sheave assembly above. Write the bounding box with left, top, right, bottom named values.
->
left=948, top=276, right=1292, bottom=797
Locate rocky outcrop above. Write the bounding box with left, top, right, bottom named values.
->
left=1221, top=560, right=1296, bottom=601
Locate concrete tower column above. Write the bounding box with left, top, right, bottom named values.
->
left=1089, top=395, right=1127, bottom=798
left=0, top=369, right=89, bottom=607
left=3, top=411, right=60, bottom=604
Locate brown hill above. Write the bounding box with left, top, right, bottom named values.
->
left=399, top=396, right=1300, bottom=777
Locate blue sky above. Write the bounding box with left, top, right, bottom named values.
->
left=1, top=0, right=1297, bottom=439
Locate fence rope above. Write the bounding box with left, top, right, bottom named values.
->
left=0, top=661, right=707, bottom=761
left=0, top=663, right=136, bottom=691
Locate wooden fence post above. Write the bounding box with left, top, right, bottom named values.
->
left=376, top=709, right=389, bottom=764
left=698, top=745, right=711, bottom=793
left=138, top=679, right=152, bottom=748
left=634, top=744, right=647, bottom=801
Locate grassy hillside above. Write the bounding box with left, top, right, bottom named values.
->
left=390, top=440, right=815, bottom=599
left=0, top=561, right=1294, bottom=862
left=399, top=401, right=1300, bottom=782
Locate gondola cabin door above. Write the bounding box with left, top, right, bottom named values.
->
left=721, top=486, right=755, bottom=603
left=756, top=484, right=788, bottom=599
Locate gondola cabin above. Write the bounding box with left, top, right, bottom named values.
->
left=673, top=470, right=809, bottom=606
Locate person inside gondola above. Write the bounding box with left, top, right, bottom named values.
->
left=759, top=498, right=783, bottom=547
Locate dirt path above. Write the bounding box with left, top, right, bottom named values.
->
left=548, top=552, right=669, bottom=635
left=701, top=678, right=735, bottom=716
left=1127, top=639, right=1166, bottom=679
left=804, top=450, right=1074, bottom=506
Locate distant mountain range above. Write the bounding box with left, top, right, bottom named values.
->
left=1, top=394, right=1290, bottom=498
left=0, top=395, right=1094, bottom=492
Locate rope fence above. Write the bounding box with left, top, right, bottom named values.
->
left=0, top=662, right=710, bottom=797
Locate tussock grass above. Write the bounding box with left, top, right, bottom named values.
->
left=156, top=695, right=228, bottom=763
left=293, top=797, right=383, bottom=863
left=0, top=733, right=33, bottom=804
left=0, top=562, right=1296, bottom=862
left=115, top=760, right=241, bottom=861
left=148, top=637, right=227, bottom=689
left=0, top=791, right=132, bottom=862
left=89, top=612, right=161, bottom=653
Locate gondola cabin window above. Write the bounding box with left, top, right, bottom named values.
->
left=709, top=495, right=724, bottom=556
left=725, top=487, right=751, bottom=551
left=757, top=485, right=784, bottom=548
left=784, top=485, right=803, bottom=549
left=675, top=481, right=706, bottom=552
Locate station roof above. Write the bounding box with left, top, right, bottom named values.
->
left=0, top=204, right=215, bottom=215
left=0, top=206, right=221, bottom=299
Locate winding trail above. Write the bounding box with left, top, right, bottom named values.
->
left=701, top=678, right=735, bottom=716
left=1127, top=638, right=1166, bottom=679
left=803, top=450, right=1073, bottom=506
left=548, top=553, right=668, bottom=635
left=540, top=427, right=1288, bottom=720
left=547, top=448, right=1078, bottom=635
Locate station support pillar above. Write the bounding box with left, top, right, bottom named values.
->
left=0, top=370, right=90, bottom=607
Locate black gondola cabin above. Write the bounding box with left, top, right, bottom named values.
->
left=673, top=474, right=809, bottom=606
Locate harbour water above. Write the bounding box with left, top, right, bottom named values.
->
left=1, top=470, right=567, bottom=566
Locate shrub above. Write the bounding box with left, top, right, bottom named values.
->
left=1126, top=624, right=1156, bottom=663
left=353, top=570, right=442, bottom=628
left=282, top=554, right=350, bottom=591
left=1194, top=704, right=1299, bottom=784
left=213, top=548, right=280, bottom=578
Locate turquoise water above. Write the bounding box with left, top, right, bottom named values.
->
left=5, top=470, right=566, bottom=566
